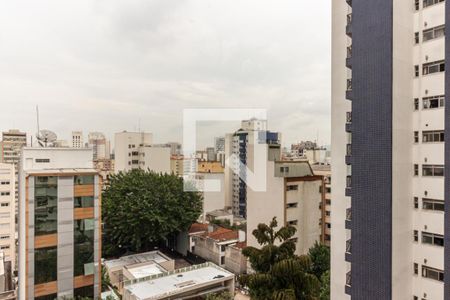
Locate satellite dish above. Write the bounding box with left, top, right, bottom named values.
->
left=37, top=130, right=57, bottom=147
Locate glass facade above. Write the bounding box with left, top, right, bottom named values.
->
left=35, top=294, right=57, bottom=300
left=74, top=196, right=94, bottom=208
left=34, top=177, right=58, bottom=236
left=74, top=285, right=94, bottom=298
left=74, top=175, right=94, bottom=185
left=74, top=219, right=95, bottom=276
left=35, top=247, right=57, bottom=284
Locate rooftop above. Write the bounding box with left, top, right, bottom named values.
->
left=104, top=251, right=171, bottom=270
left=124, top=263, right=234, bottom=300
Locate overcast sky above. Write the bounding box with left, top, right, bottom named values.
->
left=0, top=0, right=331, bottom=149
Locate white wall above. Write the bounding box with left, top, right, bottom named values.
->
left=0, top=164, right=15, bottom=270
left=331, top=0, right=351, bottom=298
left=141, top=147, right=171, bottom=174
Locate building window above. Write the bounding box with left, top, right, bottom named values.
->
left=280, top=167, right=289, bottom=173
left=74, top=219, right=95, bottom=276
left=414, top=65, right=419, bottom=77
left=74, top=175, right=94, bottom=185
left=414, top=164, right=419, bottom=176
left=0, top=203, right=9, bottom=207
left=422, top=130, right=444, bottom=143
left=0, top=192, right=10, bottom=196
left=287, top=202, right=298, bottom=209
left=286, top=185, right=298, bottom=191
left=35, top=294, right=57, bottom=300
left=414, top=197, right=419, bottom=209
left=414, top=230, right=419, bottom=242
left=0, top=235, right=9, bottom=240
left=415, top=0, right=420, bottom=10
left=423, top=0, right=445, bottom=8
left=423, top=60, right=445, bottom=75
left=35, top=176, right=58, bottom=236
left=74, top=286, right=94, bottom=299
left=74, top=196, right=94, bottom=208
left=422, top=165, right=444, bottom=177
left=423, top=95, right=445, bottom=109
left=415, top=32, right=420, bottom=44
left=0, top=181, right=10, bottom=185
left=414, top=98, right=419, bottom=110
left=423, top=25, right=445, bottom=42
left=221, top=245, right=226, bottom=252
left=220, top=256, right=225, bottom=265
left=422, top=232, right=444, bottom=246
left=422, top=265, right=444, bottom=282
left=35, top=247, right=57, bottom=284
left=35, top=159, right=50, bottom=163
left=422, top=198, right=444, bottom=211
left=288, top=220, right=298, bottom=226
left=414, top=131, right=419, bottom=143
left=414, top=263, right=418, bottom=275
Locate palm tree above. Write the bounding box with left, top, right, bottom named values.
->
left=240, top=217, right=320, bottom=300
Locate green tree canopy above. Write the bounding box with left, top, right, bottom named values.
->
left=308, top=241, right=330, bottom=280
left=240, top=217, right=320, bottom=300
left=102, top=170, right=202, bottom=256
left=205, top=291, right=234, bottom=300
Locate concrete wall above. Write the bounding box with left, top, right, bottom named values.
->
left=224, top=246, right=246, bottom=275
left=141, top=146, right=171, bottom=174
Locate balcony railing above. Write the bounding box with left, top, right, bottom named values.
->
left=346, top=144, right=352, bottom=156
left=346, top=176, right=352, bottom=188
left=346, top=14, right=353, bottom=37
left=346, top=239, right=352, bottom=254
left=347, top=46, right=352, bottom=59
left=346, top=79, right=353, bottom=91
left=346, top=208, right=352, bottom=221
left=346, top=271, right=352, bottom=287
left=346, top=112, right=352, bottom=123
left=347, top=13, right=352, bottom=26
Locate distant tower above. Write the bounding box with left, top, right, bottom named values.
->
left=72, top=131, right=84, bottom=148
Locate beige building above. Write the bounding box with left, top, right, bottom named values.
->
left=18, top=148, right=102, bottom=299
left=0, top=164, right=15, bottom=271
left=197, top=161, right=224, bottom=173
left=1, top=130, right=26, bottom=216
left=71, top=131, right=84, bottom=148
left=247, top=161, right=323, bottom=255
left=312, top=164, right=331, bottom=246
left=170, top=155, right=184, bottom=176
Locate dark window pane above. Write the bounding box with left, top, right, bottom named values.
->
left=74, top=219, right=95, bottom=276
left=74, top=175, right=95, bottom=185
left=35, top=177, right=58, bottom=236
left=74, top=196, right=94, bottom=208
left=35, top=247, right=57, bottom=284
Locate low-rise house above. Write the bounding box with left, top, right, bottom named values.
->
left=188, top=224, right=247, bottom=274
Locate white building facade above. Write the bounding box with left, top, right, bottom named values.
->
left=332, top=0, right=448, bottom=299
left=0, top=164, right=15, bottom=271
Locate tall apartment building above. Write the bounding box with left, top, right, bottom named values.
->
left=312, top=164, right=331, bottom=247
left=332, top=1, right=448, bottom=299
left=224, top=119, right=281, bottom=218
left=1, top=130, right=27, bottom=216
left=18, top=148, right=101, bottom=299
left=246, top=161, right=323, bottom=256
left=88, top=132, right=110, bottom=160
left=0, top=164, right=16, bottom=271
left=71, top=131, right=84, bottom=148
left=114, top=131, right=171, bottom=174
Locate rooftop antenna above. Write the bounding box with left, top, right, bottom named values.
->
left=36, top=105, right=40, bottom=135
left=36, top=105, right=57, bottom=147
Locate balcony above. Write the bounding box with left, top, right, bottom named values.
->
left=345, top=176, right=352, bottom=197
left=345, top=144, right=352, bottom=165
left=346, top=0, right=352, bottom=6
left=346, top=13, right=352, bottom=37
left=346, top=79, right=353, bottom=100
left=345, top=239, right=352, bottom=262
left=345, top=208, right=352, bottom=229
left=346, top=46, right=352, bottom=69
left=345, top=271, right=352, bottom=295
